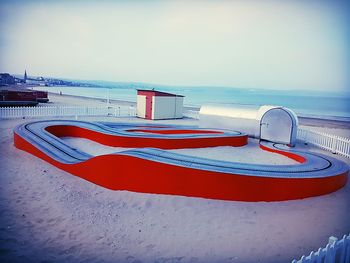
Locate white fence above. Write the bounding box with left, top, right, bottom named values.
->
left=298, top=129, right=350, bottom=158
left=183, top=109, right=200, bottom=119
left=188, top=112, right=350, bottom=158
left=292, top=234, right=350, bottom=263
left=0, top=105, right=196, bottom=120
left=0, top=105, right=136, bottom=119
left=1, top=106, right=349, bottom=158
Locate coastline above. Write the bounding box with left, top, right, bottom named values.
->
left=298, top=116, right=350, bottom=129
left=3, top=85, right=349, bottom=126
left=45, top=92, right=350, bottom=136
left=46, top=91, right=201, bottom=111
left=46, top=91, right=136, bottom=107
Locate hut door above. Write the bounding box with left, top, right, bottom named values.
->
left=137, top=95, right=146, bottom=118
left=145, top=95, right=153, bottom=119
left=260, top=108, right=293, bottom=145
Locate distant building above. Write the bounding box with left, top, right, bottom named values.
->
left=0, top=73, right=15, bottom=86
left=24, top=70, right=47, bottom=86
left=26, top=77, right=47, bottom=86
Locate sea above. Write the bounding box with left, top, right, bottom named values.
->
left=33, top=84, right=350, bottom=121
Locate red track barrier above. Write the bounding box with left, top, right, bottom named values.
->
left=14, top=121, right=348, bottom=202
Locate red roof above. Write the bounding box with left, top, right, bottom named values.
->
left=137, top=89, right=184, bottom=97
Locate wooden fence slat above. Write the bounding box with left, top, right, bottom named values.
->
left=293, top=234, right=350, bottom=263
left=0, top=105, right=136, bottom=119
left=298, top=128, right=350, bottom=158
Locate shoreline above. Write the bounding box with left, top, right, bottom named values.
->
left=3, top=85, right=349, bottom=124
left=2, top=86, right=349, bottom=133
left=48, top=91, right=137, bottom=107
left=46, top=91, right=201, bottom=111
left=46, top=92, right=350, bottom=130
left=298, top=116, right=350, bottom=129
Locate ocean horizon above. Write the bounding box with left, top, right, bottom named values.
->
left=33, top=84, right=350, bottom=121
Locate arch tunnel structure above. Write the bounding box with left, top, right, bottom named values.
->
left=199, top=104, right=299, bottom=146
left=14, top=120, right=348, bottom=202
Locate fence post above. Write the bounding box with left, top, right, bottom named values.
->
left=304, top=130, right=308, bottom=145
left=345, top=235, right=350, bottom=263
left=329, top=236, right=338, bottom=245
left=331, top=136, right=338, bottom=154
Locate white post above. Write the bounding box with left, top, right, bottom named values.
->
left=331, top=136, right=337, bottom=154
left=107, top=88, right=110, bottom=106
left=328, top=236, right=338, bottom=245
left=304, top=130, right=308, bottom=144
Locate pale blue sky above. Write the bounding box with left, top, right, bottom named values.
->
left=0, top=0, right=349, bottom=92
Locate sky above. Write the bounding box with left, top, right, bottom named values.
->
left=0, top=0, right=349, bottom=92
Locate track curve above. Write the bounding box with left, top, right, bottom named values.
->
left=14, top=120, right=348, bottom=201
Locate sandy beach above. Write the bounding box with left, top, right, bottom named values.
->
left=0, top=93, right=349, bottom=263
left=2, top=0, right=349, bottom=261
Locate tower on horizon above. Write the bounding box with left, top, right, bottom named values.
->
left=24, top=70, right=27, bottom=83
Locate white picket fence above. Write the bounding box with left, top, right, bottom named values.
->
left=183, top=109, right=200, bottom=119
left=0, top=105, right=197, bottom=120
left=292, top=234, right=350, bottom=263
left=297, top=129, right=350, bottom=158
left=0, top=105, right=136, bottom=119
left=1, top=106, right=349, bottom=158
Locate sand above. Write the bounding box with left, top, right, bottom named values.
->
left=62, top=137, right=298, bottom=165
left=0, top=93, right=349, bottom=263
left=46, top=93, right=136, bottom=108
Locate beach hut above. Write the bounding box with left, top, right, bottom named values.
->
left=137, top=90, right=184, bottom=120
left=0, top=89, right=39, bottom=106
left=199, top=104, right=298, bottom=146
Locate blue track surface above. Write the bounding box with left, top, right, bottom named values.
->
left=15, top=120, right=348, bottom=179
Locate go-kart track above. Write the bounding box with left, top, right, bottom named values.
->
left=14, top=120, right=348, bottom=202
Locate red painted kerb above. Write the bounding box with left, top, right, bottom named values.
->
left=13, top=121, right=348, bottom=202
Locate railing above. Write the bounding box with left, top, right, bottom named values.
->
left=292, top=234, right=350, bottom=263
left=1, top=106, right=349, bottom=158
left=183, top=109, right=200, bottom=119
left=297, top=129, right=350, bottom=158
left=0, top=105, right=196, bottom=120
left=0, top=105, right=136, bottom=119
left=194, top=108, right=349, bottom=158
